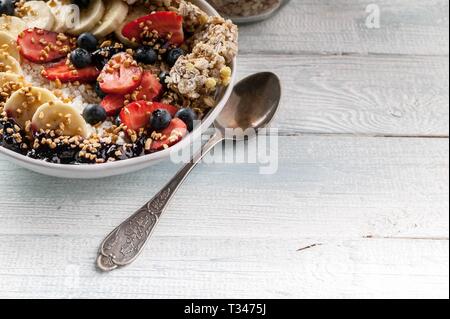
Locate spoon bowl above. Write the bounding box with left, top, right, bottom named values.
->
left=214, top=72, right=281, bottom=140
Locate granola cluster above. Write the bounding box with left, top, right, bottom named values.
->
left=178, top=0, right=209, bottom=30
left=167, top=14, right=237, bottom=111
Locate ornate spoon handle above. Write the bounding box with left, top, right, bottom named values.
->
left=97, top=132, right=224, bottom=272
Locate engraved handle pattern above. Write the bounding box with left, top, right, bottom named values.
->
left=97, top=132, right=223, bottom=271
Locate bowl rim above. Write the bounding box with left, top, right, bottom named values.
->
left=0, top=0, right=237, bottom=174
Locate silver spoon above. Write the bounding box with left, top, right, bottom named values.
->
left=97, top=72, right=282, bottom=271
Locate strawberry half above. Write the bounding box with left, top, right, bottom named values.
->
left=100, top=95, right=126, bottom=116
left=122, top=12, right=184, bottom=46
left=119, top=101, right=152, bottom=131
left=18, top=28, right=76, bottom=64
left=150, top=118, right=187, bottom=152
left=119, top=101, right=178, bottom=131
left=41, top=61, right=100, bottom=83
left=151, top=102, right=178, bottom=117
left=98, top=52, right=143, bottom=95
left=134, top=71, right=163, bottom=101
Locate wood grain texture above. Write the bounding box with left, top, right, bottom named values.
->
left=0, top=136, right=448, bottom=298
left=0, top=236, right=447, bottom=299
left=0, top=136, right=448, bottom=239
left=237, top=54, right=449, bottom=136
left=239, top=0, right=449, bottom=56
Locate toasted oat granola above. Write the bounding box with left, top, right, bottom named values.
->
left=168, top=14, right=237, bottom=108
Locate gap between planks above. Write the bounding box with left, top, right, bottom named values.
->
left=260, top=131, right=450, bottom=138
left=238, top=51, right=450, bottom=59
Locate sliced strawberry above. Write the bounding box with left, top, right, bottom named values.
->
left=17, top=28, right=76, bottom=64
left=134, top=71, right=163, bottom=101
left=150, top=102, right=178, bottom=117
left=98, top=52, right=143, bottom=95
left=122, top=12, right=184, bottom=46
left=100, top=95, right=126, bottom=116
left=119, top=101, right=152, bottom=131
left=41, top=61, right=100, bottom=83
left=150, top=118, right=187, bottom=152
left=119, top=101, right=179, bottom=131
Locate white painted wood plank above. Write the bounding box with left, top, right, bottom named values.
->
left=0, top=136, right=448, bottom=239
left=237, top=54, right=449, bottom=136
left=0, top=236, right=447, bottom=299
left=0, top=136, right=448, bottom=298
left=0, top=136, right=448, bottom=299
left=239, top=0, right=449, bottom=56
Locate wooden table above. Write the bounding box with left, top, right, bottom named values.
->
left=0, top=0, right=448, bottom=299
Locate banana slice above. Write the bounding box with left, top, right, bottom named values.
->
left=115, top=5, right=149, bottom=47
left=92, top=0, right=128, bottom=38
left=69, top=0, right=105, bottom=36
left=4, top=86, right=58, bottom=129
left=0, top=73, right=25, bottom=101
left=0, top=16, right=27, bottom=39
left=31, top=101, right=89, bottom=138
left=0, top=72, right=25, bottom=88
left=47, top=0, right=70, bottom=33
left=18, top=1, right=55, bottom=30
left=47, top=0, right=82, bottom=33
left=0, top=51, right=22, bottom=74
left=0, top=31, right=20, bottom=61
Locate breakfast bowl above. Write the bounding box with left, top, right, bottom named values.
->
left=0, top=0, right=238, bottom=179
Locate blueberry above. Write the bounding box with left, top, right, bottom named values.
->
left=70, top=48, right=92, bottom=69
left=94, top=82, right=106, bottom=99
left=71, top=0, right=90, bottom=9
left=92, top=46, right=123, bottom=69
left=134, top=46, right=157, bottom=65
left=123, top=136, right=145, bottom=158
left=0, top=0, right=15, bottom=16
left=82, top=104, right=107, bottom=125
left=150, top=109, right=172, bottom=131
left=98, top=143, right=123, bottom=161
left=0, top=119, right=28, bottom=154
left=175, top=108, right=197, bottom=132
left=98, top=143, right=119, bottom=161
left=166, top=48, right=184, bottom=66
left=77, top=33, right=98, bottom=52
left=28, top=136, right=78, bottom=164
left=159, top=72, right=169, bottom=89
left=55, top=143, right=78, bottom=164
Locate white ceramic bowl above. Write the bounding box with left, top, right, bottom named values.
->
left=0, top=0, right=237, bottom=179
